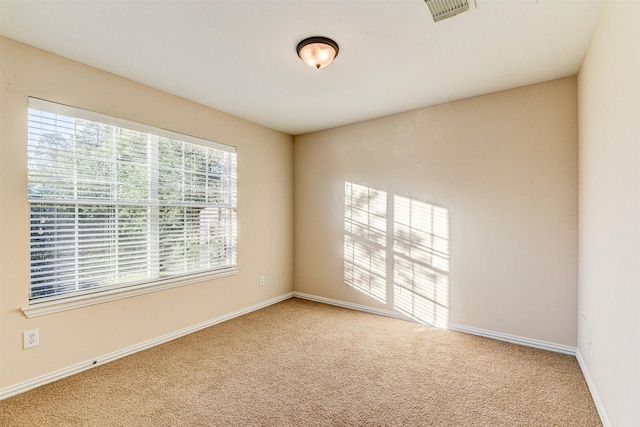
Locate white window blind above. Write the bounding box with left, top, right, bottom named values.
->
left=27, top=98, right=237, bottom=303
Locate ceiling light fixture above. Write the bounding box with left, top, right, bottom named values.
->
left=296, top=37, right=339, bottom=69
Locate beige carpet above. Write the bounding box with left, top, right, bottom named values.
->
left=0, top=298, right=601, bottom=426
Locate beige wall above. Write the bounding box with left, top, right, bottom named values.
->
left=0, top=38, right=294, bottom=389
left=294, top=77, right=578, bottom=346
left=577, top=0, right=640, bottom=425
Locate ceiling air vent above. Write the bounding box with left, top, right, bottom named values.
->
left=425, top=0, right=470, bottom=22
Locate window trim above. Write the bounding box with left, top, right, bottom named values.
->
left=22, top=267, right=238, bottom=318
left=24, top=98, right=238, bottom=316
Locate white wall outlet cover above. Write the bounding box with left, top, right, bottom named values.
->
left=23, top=329, right=40, bottom=349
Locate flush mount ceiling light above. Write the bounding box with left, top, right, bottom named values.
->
left=296, top=36, right=339, bottom=69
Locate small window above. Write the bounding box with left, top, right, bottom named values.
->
left=27, top=98, right=237, bottom=303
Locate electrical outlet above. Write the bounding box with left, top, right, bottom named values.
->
left=259, top=276, right=265, bottom=286
left=23, top=329, right=39, bottom=349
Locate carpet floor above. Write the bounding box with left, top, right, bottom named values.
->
left=0, top=298, right=601, bottom=426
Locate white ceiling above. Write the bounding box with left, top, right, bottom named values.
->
left=0, top=0, right=604, bottom=135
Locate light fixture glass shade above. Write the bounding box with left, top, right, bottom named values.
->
left=297, top=37, right=339, bottom=69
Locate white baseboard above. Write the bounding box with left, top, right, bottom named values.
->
left=447, top=323, right=576, bottom=355
left=0, top=292, right=294, bottom=401
left=293, top=291, right=414, bottom=322
left=576, top=348, right=611, bottom=427
left=293, top=292, right=576, bottom=355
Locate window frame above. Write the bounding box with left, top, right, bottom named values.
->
left=22, top=98, right=238, bottom=318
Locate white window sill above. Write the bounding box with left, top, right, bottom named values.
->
left=21, top=267, right=239, bottom=318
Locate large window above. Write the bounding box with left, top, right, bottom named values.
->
left=27, top=98, right=237, bottom=306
